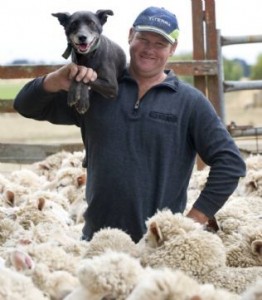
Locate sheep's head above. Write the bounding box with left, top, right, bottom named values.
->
left=137, top=209, right=205, bottom=256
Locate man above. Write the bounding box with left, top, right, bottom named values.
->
left=14, top=7, right=246, bottom=242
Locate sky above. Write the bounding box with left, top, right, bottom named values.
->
left=0, top=0, right=262, bottom=65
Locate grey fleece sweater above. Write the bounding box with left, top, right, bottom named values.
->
left=13, top=69, right=246, bottom=242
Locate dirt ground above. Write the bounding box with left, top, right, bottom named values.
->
left=0, top=90, right=261, bottom=173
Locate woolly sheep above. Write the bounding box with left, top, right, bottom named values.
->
left=244, top=154, right=262, bottom=171
left=234, top=154, right=262, bottom=197
left=137, top=209, right=262, bottom=294
left=225, top=225, right=262, bottom=267
left=14, top=196, right=72, bottom=229
left=5, top=246, right=80, bottom=299
left=25, top=242, right=80, bottom=275
left=0, top=267, right=46, bottom=299
left=65, top=250, right=144, bottom=300
left=201, top=265, right=262, bottom=294
left=241, top=278, right=262, bottom=300
left=0, top=218, right=23, bottom=245
left=137, top=209, right=226, bottom=277
left=127, top=268, right=240, bottom=300
left=30, top=150, right=72, bottom=180
left=6, top=249, right=35, bottom=271
left=28, top=263, right=79, bottom=300
left=83, top=227, right=138, bottom=258
left=9, top=168, right=47, bottom=189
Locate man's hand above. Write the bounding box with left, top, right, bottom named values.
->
left=43, top=63, right=98, bottom=93
left=186, top=207, right=209, bottom=224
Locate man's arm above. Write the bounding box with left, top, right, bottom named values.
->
left=187, top=91, right=246, bottom=220
left=13, top=63, right=97, bottom=124
left=186, top=207, right=209, bottom=224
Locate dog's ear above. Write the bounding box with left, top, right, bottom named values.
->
left=52, top=12, right=71, bottom=27
left=95, top=9, right=114, bottom=26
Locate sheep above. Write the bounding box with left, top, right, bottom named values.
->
left=240, top=169, right=262, bottom=197
left=60, top=150, right=85, bottom=169
left=28, top=263, right=79, bottom=300
left=244, top=154, right=262, bottom=171
left=241, top=278, right=262, bottom=300
left=30, top=150, right=72, bottom=180
left=225, top=225, right=262, bottom=267
left=127, top=268, right=199, bottom=300
left=0, top=267, right=47, bottom=299
left=8, top=168, right=47, bottom=189
left=137, top=209, right=262, bottom=294
left=214, top=194, right=262, bottom=268
left=1, top=152, right=261, bottom=298
left=137, top=209, right=226, bottom=277
left=14, top=196, right=72, bottom=229
left=200, top=266, right=262, bottom=294
left=24, top=242, right=80, bottom=275
left=6, top=249, right=79, bottom=300
left=235, top=154, right=262, bottom=197
left=127, top=268, right=240, bottom=300
left=0, top=218, right=23, bottom=245
left=5, top=249, right=35, bottom=271
left=65, top=250, right=144, bottom=300
left=83, top=227, right=138, bottom=258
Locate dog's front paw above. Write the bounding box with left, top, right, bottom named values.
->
left=74, top=83, right=90, bottom=114
left=67, top=81, right=81, bottom=107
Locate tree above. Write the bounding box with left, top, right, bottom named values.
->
left=250, top=53, right=262, bottom=80
left=223, top=58, right=245, bottom=81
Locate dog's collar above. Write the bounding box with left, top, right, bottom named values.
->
left=62, top=43, right=73, bottom=59
left=62, top=38, right=101, bottom=60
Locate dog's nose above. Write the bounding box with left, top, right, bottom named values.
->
left=78, top=35, right=87, bottom=43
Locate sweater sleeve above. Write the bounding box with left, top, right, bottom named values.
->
left=13, top=77, right=80, bottom=126
left=189, top=93, right=246, bottom=217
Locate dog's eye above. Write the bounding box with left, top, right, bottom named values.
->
left=86, top=20, right=95, bottom=27
left=70, top=21, right=79, bottom=30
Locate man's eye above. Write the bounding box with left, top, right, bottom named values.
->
left=156, top=42, right=166, bottom=48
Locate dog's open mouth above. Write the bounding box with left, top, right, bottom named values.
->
left=74, top=37, right=98, bottom=54
left=76, top=43, right=89, bottom=52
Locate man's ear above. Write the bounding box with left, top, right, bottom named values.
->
left=128, top=28, right=135, bottom=44
left=170, top=42, right=178, bottom=56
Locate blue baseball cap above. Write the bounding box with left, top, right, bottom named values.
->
left=133, top=6, right=179, bottom=44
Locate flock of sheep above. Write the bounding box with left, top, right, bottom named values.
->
left=0, top=150, right=261, bottom=299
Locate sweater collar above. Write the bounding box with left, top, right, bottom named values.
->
left=120, top=68, right=179, bottom=92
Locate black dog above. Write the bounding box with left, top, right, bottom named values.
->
left=52, top=10, right=126, bottom=114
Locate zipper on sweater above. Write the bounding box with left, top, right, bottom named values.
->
left=133, top=99, right=140, bottom=112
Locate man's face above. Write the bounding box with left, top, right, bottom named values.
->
left=128, top=29, right=177, bottom=77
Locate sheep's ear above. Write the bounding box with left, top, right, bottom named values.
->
left=77, top=174, right=86, bottom=187
left=149, top=221, right=163, bottom=244
left=5, top=190, right=15, bottom=207
left=37, top=197, right=45, bottom=211
left=251, top=240, right=262, bottom=256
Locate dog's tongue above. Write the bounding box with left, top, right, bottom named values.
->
left=79, top=43, right=88, bottom=52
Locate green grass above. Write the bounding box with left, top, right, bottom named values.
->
left=0, top=80, right=28, bottom=99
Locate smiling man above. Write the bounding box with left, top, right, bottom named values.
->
left=14, top=6, right=246, bottom=243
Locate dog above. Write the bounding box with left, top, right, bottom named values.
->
left=52, top=10, right=126, bottom=114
